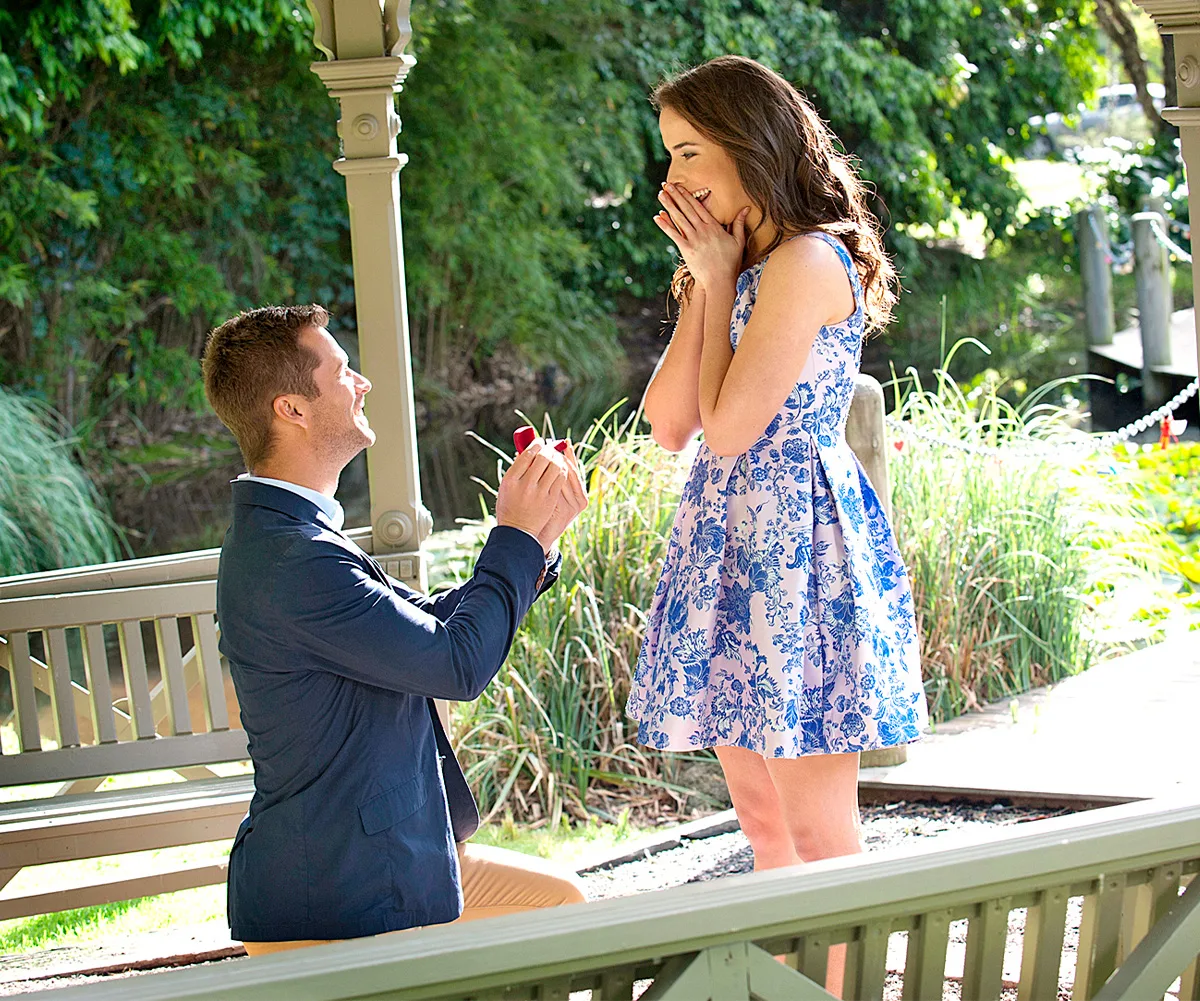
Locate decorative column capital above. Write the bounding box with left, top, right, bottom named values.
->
left=1129, top=2, right=1200, bottom=33
left=308, top=0, right=413, bottom=61
left=310, top=55, right=415, bottom=98
left=311, top=54, right=414, bottom=163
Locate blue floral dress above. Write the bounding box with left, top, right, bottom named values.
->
left=626, top=232, right=928, bottom=757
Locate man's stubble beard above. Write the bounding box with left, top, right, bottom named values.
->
left=315, top=414, right=375, bottom=475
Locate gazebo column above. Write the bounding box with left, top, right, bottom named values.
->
left=309, top=0, right=431, bottom=588
left=1134, top=2, right=1200, bottom=376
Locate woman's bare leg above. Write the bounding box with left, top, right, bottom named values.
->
left=714, top=745, right=801, bottom=870
left=715, top=746, right=862, bottom=997
left=764, top=750, right=861, bottom=997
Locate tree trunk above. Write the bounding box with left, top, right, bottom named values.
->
left=1094, top=0, right=1161, bottom=125
left=1160, top=32, right=1180, bottom=142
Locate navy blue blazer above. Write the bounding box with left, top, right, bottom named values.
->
left=218, top=479, right=557, bottom=941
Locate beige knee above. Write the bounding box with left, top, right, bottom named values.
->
left=458, top=842, right=587, bottom=916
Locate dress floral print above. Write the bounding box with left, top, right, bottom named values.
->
left=627, top=232, right=928, bottom=757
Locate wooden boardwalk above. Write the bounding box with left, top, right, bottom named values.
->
left=1090, top=307, right=1198, bottom=378
left=862, top=634, right=1200, bottom=803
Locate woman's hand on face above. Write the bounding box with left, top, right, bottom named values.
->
left=654, top=182, right=750, bottom=292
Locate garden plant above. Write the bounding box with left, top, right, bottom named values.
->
left=445, top=365, right=1194, bottom=824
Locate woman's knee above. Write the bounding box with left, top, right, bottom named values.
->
left=785, top=811, right=862, bottom=861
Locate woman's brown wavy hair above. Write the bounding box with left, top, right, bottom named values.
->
left=654, top=56, right=897, bottom=332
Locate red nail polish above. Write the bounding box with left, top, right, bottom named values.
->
left=513, top=426, right=536, bottom=453
left=554, top=440, right=568, bottom=453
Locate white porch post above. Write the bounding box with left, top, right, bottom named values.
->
left=1133, top=3, right=1200, bottom=376
left=309, top=0, right=431, bottom=587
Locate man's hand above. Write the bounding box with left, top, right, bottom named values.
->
left=495, top=440, right=568, bottom=552
left=535, top=440, right=588, bottom=552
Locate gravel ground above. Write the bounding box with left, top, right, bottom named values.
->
left=1, top=800, right=1088, bottom=997
left=582, top=799, right=1071, bottom=899
left=584, top=800, right=1096, bottom=1001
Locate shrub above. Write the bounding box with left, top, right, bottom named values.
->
left=1122, top=441, right=1200, bottom=589
left=448, top=375, right=1185, bottom=818
left=0, top=387, right=120, bottom=576
left=889, top=362, right=1186, bottom=720
left=449, top=410, right=697, bottom=827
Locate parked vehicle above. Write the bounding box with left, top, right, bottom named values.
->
left=1028, top=82, right=1165, bottom=155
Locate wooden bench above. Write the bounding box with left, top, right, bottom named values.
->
left=31, top=795, right=1200, bottom=1000
left=0, top=525, right=433, bottom=922
left=0, top=580, right=250, bottom=920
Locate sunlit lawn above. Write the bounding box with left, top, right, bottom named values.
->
left=899, top=158, right=1094, bottom=257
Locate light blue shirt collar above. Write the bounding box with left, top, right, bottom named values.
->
left=238, top=474, right=345, bottom=531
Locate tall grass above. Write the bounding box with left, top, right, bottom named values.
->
left=449, top=408, right=702, bottom=827
left=0, top=387, right=120, bottom=576
left=447, top=372, right=1184, bottom=819
left=889, top=357, right=1184, bottom=720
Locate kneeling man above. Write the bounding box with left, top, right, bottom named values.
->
left=202, top=304, right=587, bottom=954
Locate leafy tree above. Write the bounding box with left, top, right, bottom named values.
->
left=0, top=0, right=1102, bottom=452
left=584, top=0, right=1103, bottom=301
left=400, top=0, right=629, bottom=383
left=0, top=1, right=342, bottom=437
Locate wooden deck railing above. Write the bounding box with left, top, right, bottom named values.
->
left=34, top=796, right=1200, bottom=1001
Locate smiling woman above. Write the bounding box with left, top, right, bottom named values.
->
left=627, top=56, right=926, bottom=995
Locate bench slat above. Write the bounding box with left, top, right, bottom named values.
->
left=0, top=580, right=217, bottom=632
left=0, top=798, right=247, bottom=869
left=119, top=620, right=155, bottom=740
left=155, top=617, right=192, bottom=736
left=46, top=627, right=82, bottom=748
left=0, top=729, right=248, bottom=787
left=7, top=632, right=42, bottom=752
left=0, top=860, right=231, bottom=922
left=193, top=613, right=229, bottom=731
left=0, top=774, right=253, bottom=826
left=83, top=623, right=118, bottom=744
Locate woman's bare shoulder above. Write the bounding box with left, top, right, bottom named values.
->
left=757, top=233, right=853, bottom=322
left=763, top=231, right=845, bottom=274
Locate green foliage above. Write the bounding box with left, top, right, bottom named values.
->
left=881, top=248, right=1082, bottom=397
left=0, top=386, right=121, bottom=575
left=401, top=1, right=628, bottom=383
left=583, top=0, right=1103, bottom=295
left=0, top=0, right=1102, bottom=450
left=446, top=373, right=1185, bottom=817
left=0, top=898, right=145, bottom=953
left=1124, top=442, right=1200, bottom=588
left=449, top=411, right=699, bottom=825
left=888, top=359, right=1190, bottom=720
left=0, top=1, right=342, bottom=433
left=1096, top=134, right=1188, bottom=223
